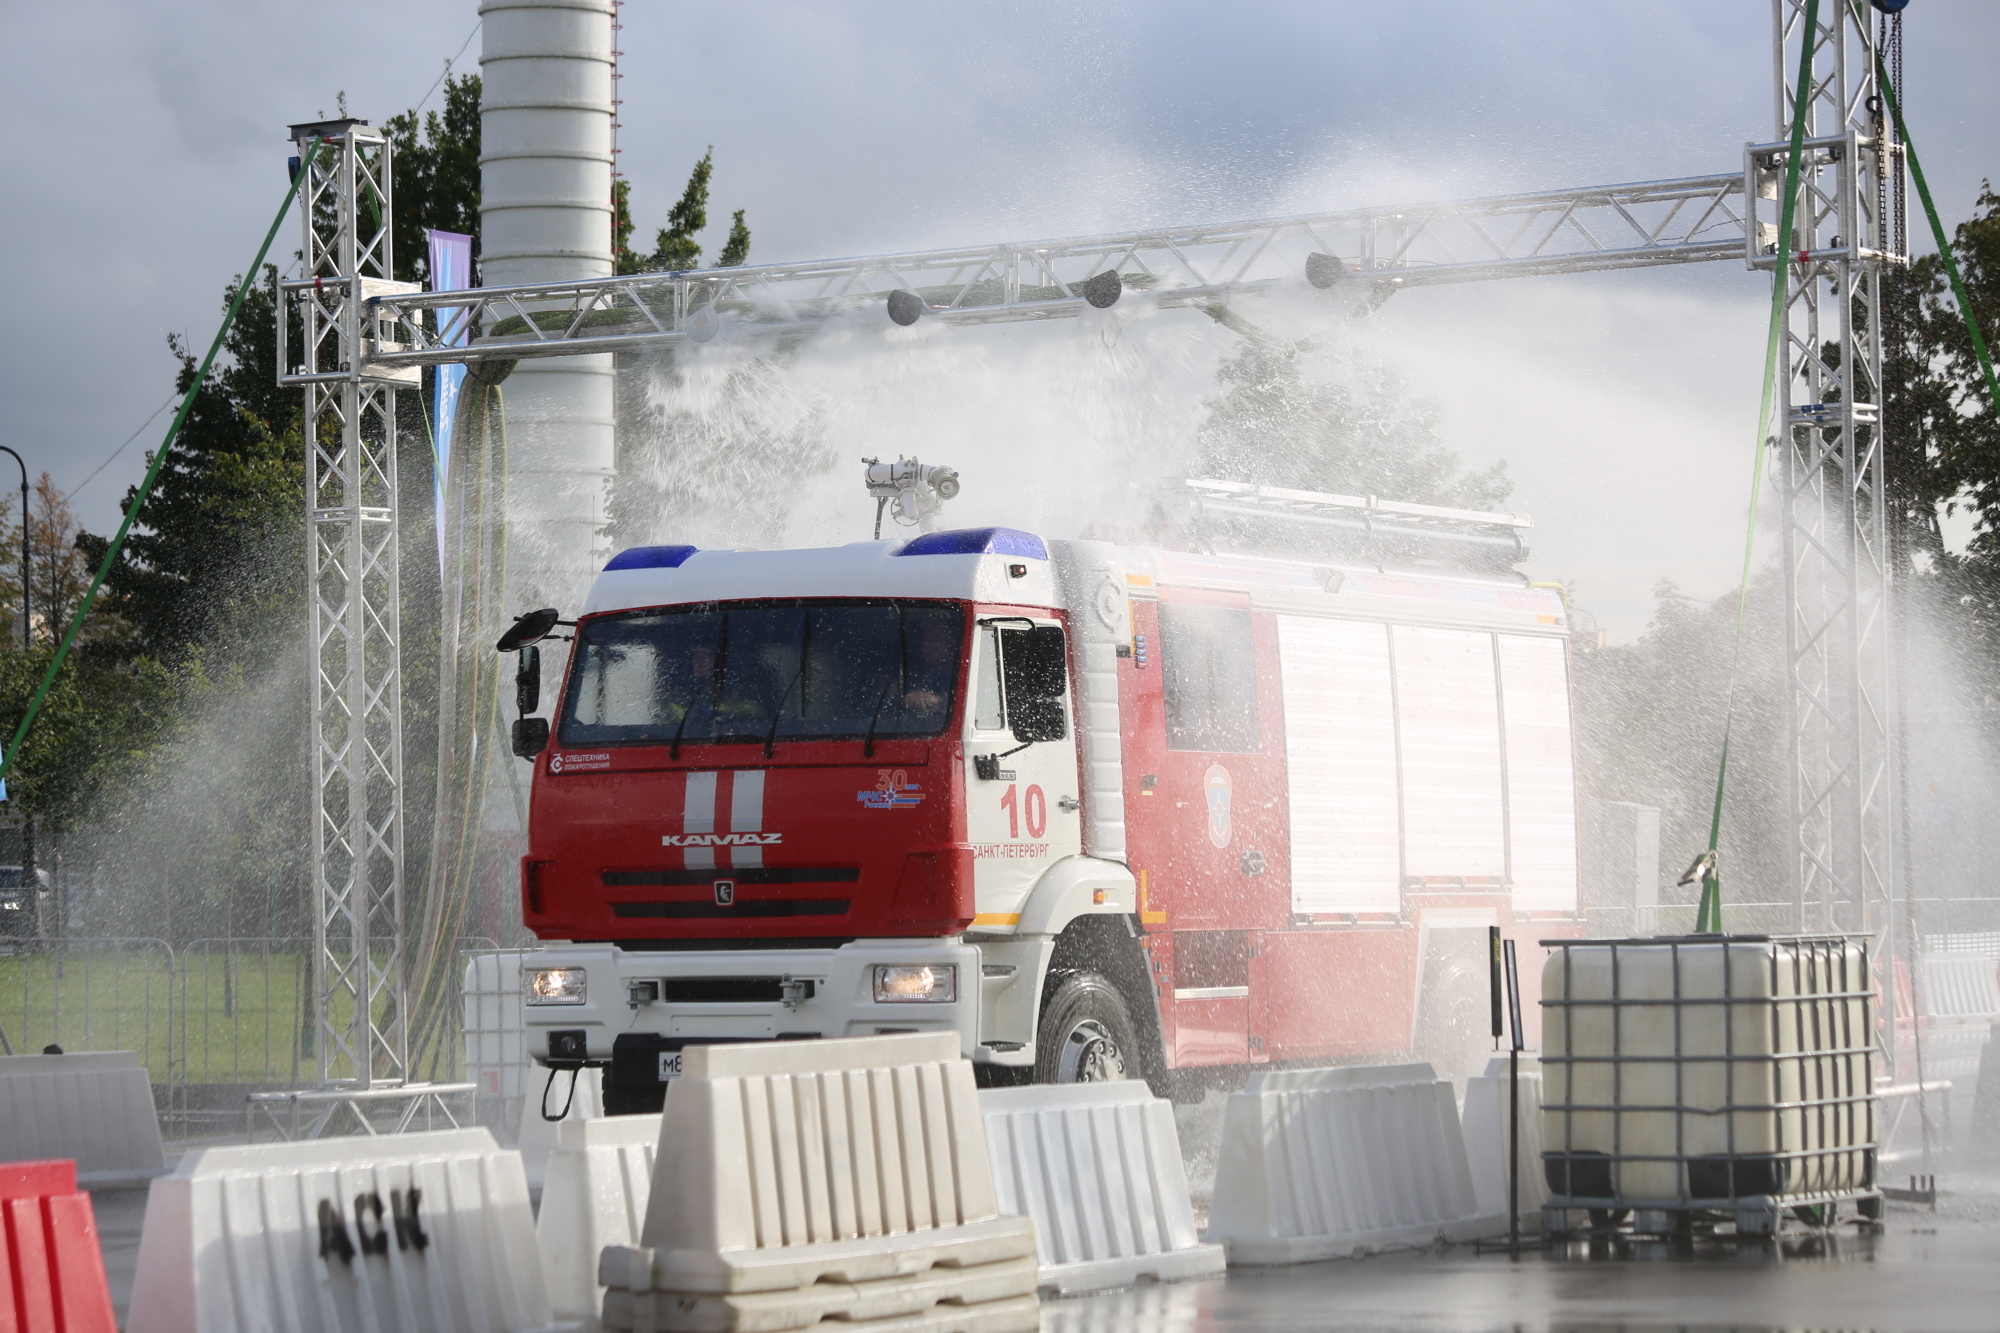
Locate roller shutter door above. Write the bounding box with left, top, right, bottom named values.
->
left=1278, top=617, right=1402, bottom=913
left=1498, top=634, right=1579, bottom=911
left=1393, top=625, right=1506, bottom=880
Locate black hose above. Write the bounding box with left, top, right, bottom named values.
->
left=541, top=1064, right=581, bottom=1122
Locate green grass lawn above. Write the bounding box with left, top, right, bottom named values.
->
left=0, top=944, right=444, bottom=1085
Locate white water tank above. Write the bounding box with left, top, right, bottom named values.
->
left=479, top=0, right=616, bottom=618
left=1541, top=936, right=1875, bottom=1206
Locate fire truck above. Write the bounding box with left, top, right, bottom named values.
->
left=506, top=474, right=1579, bottom=1113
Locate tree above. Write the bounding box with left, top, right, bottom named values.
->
left=1569, top=181, right=2000, bottom=935
left=0, top=470, right=171, bottom=874
left=80, top=268, right=303, bottom=676
left=383, top=74, right=482, bottom=285
left=615, top=149, right=752, bottom=274
left=28, top=475, right=104, bottom=649
left=1922, top=184, right=2000, bottom=543
left=1568, top=578, right=1790, bottom=931
left=0, top=639, right=174, bottom=858
left=63, top=76, right=489, bottom=941
left=1194, top=332, right=1511, bottom=509
left=1882, top=185, right=2000, bottom=702
left=611, top=351, right=832, bottom=549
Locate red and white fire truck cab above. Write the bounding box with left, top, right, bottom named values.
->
left=515, top=511, right=1579, bottom=1112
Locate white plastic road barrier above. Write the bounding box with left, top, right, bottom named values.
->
left=597, top=1032, right=1039, bottom=1333
left=538, top=1112, right=659, bottom=1331
left=1974, top=1026, right=2000, bottom=1143
left=1919, top=954, right=2000, bottom=1020
left=126, top=1127, right=553, bottom=1333
left=1461, top=1056, right=1547, bottom=1222
left=978, top=1080, right=1222, bottom=1295
left=0, top=1051, right=166, bottom=1187
left=1206, top=1062, right=1505, bottom=1264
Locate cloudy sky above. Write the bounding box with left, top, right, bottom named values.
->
left=2, top=1, right=1994, bottom=636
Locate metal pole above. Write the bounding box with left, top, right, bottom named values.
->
left=0, top=447, right=28, bottom=649
left=1509, top=1047, right=1520, bottom=1256
left=1504, top=938, right=1523, bottom=1259
left=0, top=446, right=33, bottom=928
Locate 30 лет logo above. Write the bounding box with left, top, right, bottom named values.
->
left=858, top=768, right=924, bottom=810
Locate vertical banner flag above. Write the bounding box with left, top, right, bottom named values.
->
left=426, top=229, right=474, bottom=573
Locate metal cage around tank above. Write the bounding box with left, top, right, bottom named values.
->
left=1538, top=935, right=1880, bottom=1235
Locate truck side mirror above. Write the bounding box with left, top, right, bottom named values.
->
left=512, top=716, right=550, bottom=759
left=516, top=644, right=541, bottom=715
left=1002, top=625, right=1069, bottom=745
left=497, top=606, right=561, bottom=652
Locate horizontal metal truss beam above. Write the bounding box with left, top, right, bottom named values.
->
left=353, top=173, right=1749, bottom=369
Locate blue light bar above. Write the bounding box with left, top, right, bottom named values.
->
left=895, top=528, right=1048, bottom=560
left=604, top=544, right=700, bottom=571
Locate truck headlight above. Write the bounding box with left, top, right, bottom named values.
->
left=527, top=967, right=588, bottom=1005
left=873, top=964, right=956, bottom=1004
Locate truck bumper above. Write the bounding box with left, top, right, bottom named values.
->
left=519, top=938, right=996, bottom=1078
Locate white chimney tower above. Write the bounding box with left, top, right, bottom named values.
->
left=478, top=0, right=616, bottom=618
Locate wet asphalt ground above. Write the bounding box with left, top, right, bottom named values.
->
left=1045, top=1207, right=1998, bottom=1333
left=89, top=1179, right=2000, bottom=1333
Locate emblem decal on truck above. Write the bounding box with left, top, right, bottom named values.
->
left=1205, top=764, right=1232, bottom=848
left=858, top=768, right=924, bottom=810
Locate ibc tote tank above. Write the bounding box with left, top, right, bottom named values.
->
left=1540, top=936, right=1875, bottom=1210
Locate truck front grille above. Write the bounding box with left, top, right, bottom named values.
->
left=603, top=867, right=859, bottom=887
left=647, top=977, right=818, bottom=1004
left=611, top=899, right=850, bottom=919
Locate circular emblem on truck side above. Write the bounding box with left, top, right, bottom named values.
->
left=1204, top=764, right=1232, bottom=849
left=1093, top=580, right=1124, bottom=630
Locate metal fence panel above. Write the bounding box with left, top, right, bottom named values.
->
left=0, top=937, right=523, bottom=1143
left=0, top=938, right=176, bottom=1076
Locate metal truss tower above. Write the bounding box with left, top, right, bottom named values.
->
left=280, top=121, right=420, bottom=1087
left=1752, top=2, right=1904, bottom=938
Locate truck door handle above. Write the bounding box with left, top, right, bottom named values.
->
left=1058, top=796, right=1082, bottom=813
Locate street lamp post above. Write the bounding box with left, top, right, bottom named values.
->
left=0, top=448, right=25, bottom=650
left=0, top=447, right=32, bottom=932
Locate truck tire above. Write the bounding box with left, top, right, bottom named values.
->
left=1034, top=972, right=1141, bottom=1084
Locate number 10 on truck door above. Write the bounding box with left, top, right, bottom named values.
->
left=999, top=784, right=1047, bottom=839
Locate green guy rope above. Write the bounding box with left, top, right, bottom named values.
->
left=1688, top=0, right=1822, bottom=935
left=0, top=138, right=322, bottom=793
left=1869, top=16, right=2000, bottom=419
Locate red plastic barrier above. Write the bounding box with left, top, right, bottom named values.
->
left=0, top=1161, right=116, bottom=1333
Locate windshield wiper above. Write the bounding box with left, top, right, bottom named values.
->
left=763, top=613, right=810, bottom=759
left=670, top=615, right=727, bottom=759
left=667, top=686, right=700, bottom=760
left=862, top=604, right=907, bottom=759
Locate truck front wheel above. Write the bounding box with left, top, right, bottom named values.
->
left=1035, top=972, right=1140, bottom=1084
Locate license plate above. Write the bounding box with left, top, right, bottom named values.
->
left=658, top=1050, right=683, bottom=1082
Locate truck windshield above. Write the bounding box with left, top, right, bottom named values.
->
left=560, top=599, right=964, bottom=747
